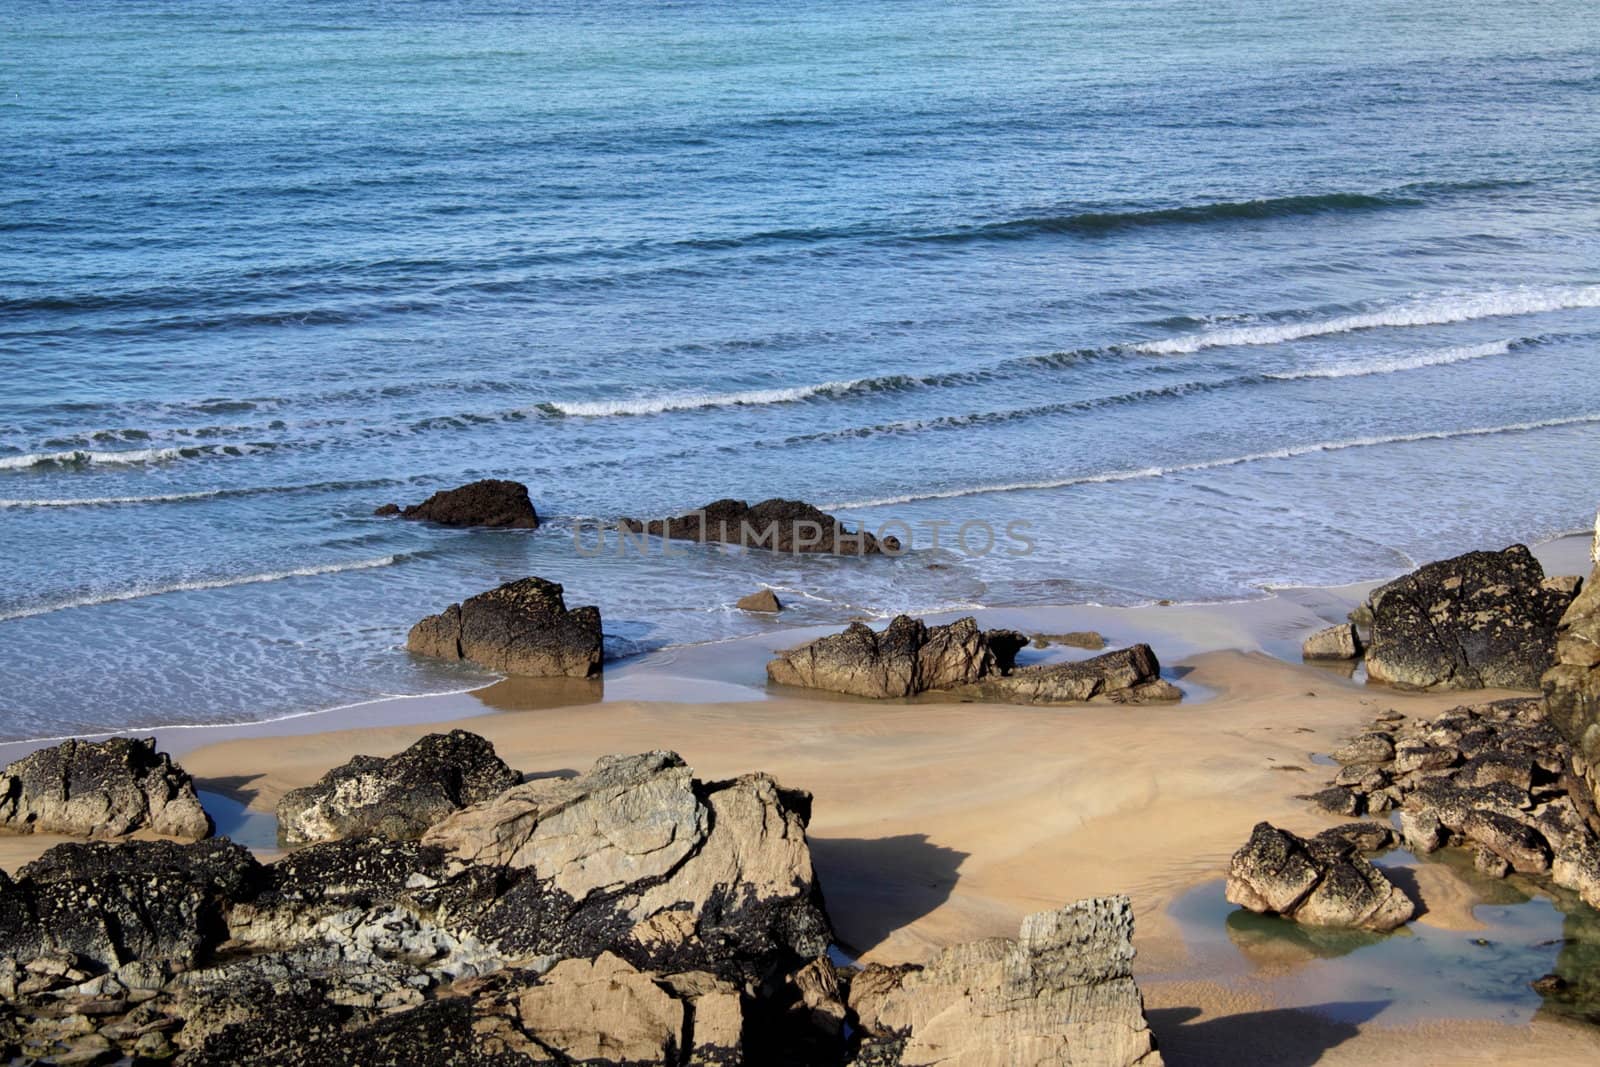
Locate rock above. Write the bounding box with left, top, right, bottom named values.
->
left=1030, top=631, right=1106, bottom=650
left=846, top=896, right=1162, bottom=1067
left=737, top=588, right=783, bottom=613
left=1332, top=732, right=1394, bottom=764
left=957, top=644, right=1181, bottom=705
left=0, top=737, right=211, bottom=841
left=423, top=750, right=830, bottom=984
left=1303, top=623, right=1362, bottom=661
left=1543, top=563, right=1600, bottom=812
left=1398, top=809, right=1446, bottom=853
left=1225, top=822, right=1414, bottom=931
left=622, top=497, right=898, bottom=555
left=1473, top=846, right=1511, bottom=878
left=766, top=615, right=1006, bottom=698
left=407, top=576, right=602, bottom=677
left=1543, top=575, right=1584, bottom=597
left=1459, top=809, right=1550, bottom=873
left=276, top=731, right=521, bottom=845
left=1313, top=822, right=1395, bottom=853
left=1364, top=544, right=1576, bottom=690
left=1304, top=786, right=1364, bottom=817
left=1551, top=837, right=1600, bottom=909
left=377, top=479, right=538, bottom=529
left=1392, top=739, right=1458, bottom=774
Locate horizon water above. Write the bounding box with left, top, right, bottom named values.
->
left=3, top=0, right=1599, bottom=739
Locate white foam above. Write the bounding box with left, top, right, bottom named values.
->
left=0, top=555, right=404, bottom=623
left=1137, top=285, right=1600, bottom=355
left=546, top=378, right=865, bottom=417
left=824, top=413, right=1600, bottom=509
left=1266, top=339, right=1515, bottom=381
left=0, top=489, right=226, bottom=508
left=0, top=446, right=186, bottom=470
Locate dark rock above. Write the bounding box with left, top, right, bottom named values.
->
left=378, top=479, right=538, bottom=529
left=1304, top=786, right=1365, bottom=817
left=737, top=588, right=783, bottom=613
left=407, top=577, right=602, bottom=678
left=1459, top=809, right=1551, bottom=873
left=0, top=737, right=211, bottom=841
left=1331, top=732, right=1394, bottom=764
left=956, top=643, right=1181, bottom=705
left=1364, top=544, right=1576, bottom=691
left=277, top=731, right=521, bottom=845
left=1313, top=822, right=1395, bottom=853
left=1225, top=822, right=1414, bottom=931
left=621, top=497, right=897, bottom=555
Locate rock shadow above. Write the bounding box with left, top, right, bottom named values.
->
left=1147, top=1000, right=1386, bottom=1066
left=808, top=834, right=968, bottom=956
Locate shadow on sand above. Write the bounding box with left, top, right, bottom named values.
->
left=1147, top=1000, right=1387, bottom=1066
left=808, top=833, right=968, bottom=957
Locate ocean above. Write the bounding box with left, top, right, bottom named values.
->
left=3, top=0, right=1597, bottom=739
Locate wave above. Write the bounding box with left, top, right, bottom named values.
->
left=823, top=413, right=1600, bottom=509
left=0, top=443, right=274, bottom=472
left=1265, top=339, right=1518, bottom=381
left=0, top=555, right=407, bottom=623
left=0, top=476, right=395, bottom=510
left=1137, top=285, right=1600, bottom=355
left=539, top=378, right=893, bottom=418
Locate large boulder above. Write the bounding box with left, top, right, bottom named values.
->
left=408, top=576, right=603, bottom=677
left=956, top=644, right=1181, bottom=705
left=847, top=896, right=1162, bottom=1066
left=0, top=737, right=212, bottom=840
left=1225, top=822, right=1415, bottom=931
left=1364, top=544, right=1576, bottom=690
left=622, top=497, right=899, bottom=555
left=765, top=616, right=1018, bottom=698
left=276, top=730, right=522, bottom=845
left=1545, top=564, right=1600, bottom=814
left=375, top=478, right=539, bottom=529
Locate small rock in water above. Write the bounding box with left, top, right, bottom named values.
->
left=735, top=588, right=783, bottom=613
left=377, top=478, right=539, bottom=529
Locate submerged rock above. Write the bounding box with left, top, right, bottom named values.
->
left=1364, top=544, right=1576, bottom=691
left=1302, top=623, right=1362, bottom=661
left=847, top=896, right=1162, bottom=1066
left=376, top=478, right=539, bottom=529
left=276, top=730, right=522, bottom=845
left=1225, top=822, right=1415, bottom=931
left=0, top=737, right=211, bottom=841
left=408, top=576, right=602, bottom=677
left=622, top=497, right=899, bottom=555
left=737, top=588, right=784, bottom=613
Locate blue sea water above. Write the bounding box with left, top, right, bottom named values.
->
left=2, top=0, right=1598, bottom=739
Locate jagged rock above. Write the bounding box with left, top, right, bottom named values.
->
left=623, top=497, right=898, bottom=556
left=766, top=616, right=1006, bottom=698
left=376, top=479, right=539, bottom=529
left=737, top=589, right=783, bottom=613
left=1313, top=822, right=1395, bottom=853
left=1225, top=822, right=1414, bottom=931
left=1543, top=563, right=1600, bottom=813
left=407, top=577, right=602, bottom=677
left=423, top=751, right=830, bottom=983
left=955, top=644, right=1180, bottom=705
left=1364, top=544, right=1576, bottom=690
left=0, top=738, right=211, bottom=841
left=1460, top=810, right=1550, bottom=873
left=276, top=730, right=521, bottom=845
left=847, top=896, right=1162, bottom=1067
left=1303, top=623, right=1362, bottom=661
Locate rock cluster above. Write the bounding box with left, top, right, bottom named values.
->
left=846, top=896, right=1162, bottom=1066
left=0, top=737, right=211, bottom=841
left=1544, top=563, right=1600, bottom=809
left=1314, top=698, right=1600, bottom=907
left=408, top=576, right=603, bottom=678
left=276, top=730, right=522, bottom=845
left=622, top=498, right=899, bottom=556
left=767, top=616, right=1177, bottom=704
left=1362, top=544, right=1578, bottom=691
left=374, top=478, right=539, bottom=529
left=1225, top=822, right=1414, bottom=931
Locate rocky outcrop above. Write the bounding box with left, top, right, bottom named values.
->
left=1303, top=623, right=1362, bottom=661
left=1544, top=563, right=1600, bottom=814
left=622, top=498, right=899, bottom=555
left=1225, top=822, right=1415, bottom=931
left=375, top=479, right=539, bottom=529
left=767, top=616, right=1175, bottom=704
left=276, top=731, right=522, bottom=845
left=846, top=896, right=1162, bottom=1066
left=408, top=576, right=602, bottom=677
left=955, top=644, right=1181, bottom=705
left=1363, top=544, right=1576, bottom=690
left=0, top=742, right=843, bottom=1064
left=0, top=737, right=211, bottom=840
left=1315, top=698, right=1600, bottom=908
left=737, top=588, right=783, bottom=613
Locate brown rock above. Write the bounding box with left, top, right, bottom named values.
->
left=379, top=479, right=539, bottom=529
left=622, top=497, right=896, bottom=555
left=1225, top=822, right=1414, bottom=931
left=407, top=577, right=602, bottom=678
left=736, top=588, right=783, bottom=613
left=1303, top=623, right=1362, bottom=660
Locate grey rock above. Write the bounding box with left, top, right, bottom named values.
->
left=408, top=576, right=602, bottom=678
left=1303, top=623, right=1362, bottom=661
left=766, top=615, right=1002, bottom=698
left=276, top=730, right=521, bottom=845
left=1225, top=822, right=1414, bottom=931
left=0, top=737, right=211, bottom=841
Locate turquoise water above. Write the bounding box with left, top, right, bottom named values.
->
left=3, top=1, right=1598, bottom=736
